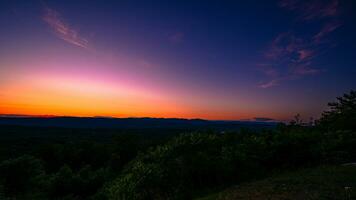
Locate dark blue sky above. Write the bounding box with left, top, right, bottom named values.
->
left=0, top=0, right=355, bottom=120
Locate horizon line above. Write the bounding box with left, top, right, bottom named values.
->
left=0, top=113, right=282, bottom=122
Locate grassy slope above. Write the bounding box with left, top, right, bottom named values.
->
left=196, top=165, right=356, bottom=200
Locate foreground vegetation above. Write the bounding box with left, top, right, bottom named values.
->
left=197, top=165, right=356, bottom=200
left=0, top=91, right=355, bottom=199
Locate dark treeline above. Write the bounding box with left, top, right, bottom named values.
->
left=0, top=91, right=355, bottom=200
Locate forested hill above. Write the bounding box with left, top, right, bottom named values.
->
left=0, top=91, right=355, bottom=199
left=0, top=117, right=277, bottom=130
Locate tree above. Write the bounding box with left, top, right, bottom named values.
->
left=318, top=90, right=356, bottom=131
left=0, top=155, right=46, bottom=198
left=106, top=133, right=228, bottom=200
left=289, top=113, right=302, bottom=126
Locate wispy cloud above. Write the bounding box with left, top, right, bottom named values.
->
left=279, top=0, right=339, bottom=21
left=258, top=0, right=341, bottom=88
left=313, top=21, right=342, bottom=43
left=42, top=7, right=90, bottom=49
left=259, top=79, right=279, bottom=89
left=298, top=49, right=314, bottom=61
left=292, top=62, right=321, bottom=75
left=259, top=32, right=321, bottom=88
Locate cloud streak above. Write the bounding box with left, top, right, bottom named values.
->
left=279, top=0, right=339, bottom=21
left=258, top=32, right=321, bottom=88
left=42, top=7, right=90, bottom=49
left=259, top=79, right=279, bottom=89
left=313, top=21, right=342, bottom=43
left=258, top=0, right=341, bottom=88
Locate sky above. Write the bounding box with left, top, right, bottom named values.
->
left=0, top=0, right=355, bottom=121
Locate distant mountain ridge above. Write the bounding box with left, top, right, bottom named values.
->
left=0, top=116, right=278, bottom=130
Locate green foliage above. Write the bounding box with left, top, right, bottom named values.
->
left=35, top=141, right=111, bottom=172
left=318, top=90, right=356, bottom=131
left=0, top=155, right=46, bottom=198
left=202, top=166, right=356, bottom=200
left=109, top=134, right=145, bottom=171
left=0, top=131, right=163, bottom=199
left=47, top=165, right=111, bottom=199
left=106, top=127, right=356, bottom=199
left=107, top=133, right=228, bottom=200
left=0, top=91, right=355, bottom=199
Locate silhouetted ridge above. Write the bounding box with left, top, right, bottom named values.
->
left=0, top=116, right=277, bottom=129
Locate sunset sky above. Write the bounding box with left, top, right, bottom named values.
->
left=0, top=0, right=355, bottom=120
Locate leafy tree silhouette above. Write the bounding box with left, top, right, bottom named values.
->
left=290, top=113, right=302, bottom=126
left=318, top=90, right=356, bottom=131
left=0, top=155, right=45, bottom=198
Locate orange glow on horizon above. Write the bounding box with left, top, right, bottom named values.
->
left=0, top=71, right=290, bottom=121
left=0, top=76, right=185, bottom=118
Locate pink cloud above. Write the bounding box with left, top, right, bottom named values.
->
left=259, top=79, right=279, bottom=89
left=259, top=32, right=322, bottom=88
left=43, top=7, right=90, bottom=49
left=263, top=68, right=279, bottom=77
left=298, top=49, right=314, bottom=61
left=264, top=33, right=290, bottom=59
left=258, top=0, right=341, bottom=89
left=256, top=63, right=280, bottom=78
left=264, top=33, right=306, bottom=61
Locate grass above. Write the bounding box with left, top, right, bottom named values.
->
left=196, top=165, right=356, bottom=200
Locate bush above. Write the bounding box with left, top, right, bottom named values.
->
left=0, top=155, right=46, bottom=198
